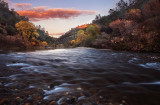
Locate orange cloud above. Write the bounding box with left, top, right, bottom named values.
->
left=14, top=3, right=32, bottom=9
left=17, top=7, right=97, bottom=21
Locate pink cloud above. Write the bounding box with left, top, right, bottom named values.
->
left=16, top=7, right=97, bottom=21
left=3, top=0, right=10, bottom=3
left=13, top=3, right=32, bottom=9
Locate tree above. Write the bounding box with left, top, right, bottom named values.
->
left=126, top=9, right=142, bottom=22
left=15, top=21, right=38, bottom=41
left=0, top=0, right=8, bottom=10
left=76, top=30, right=86, bottom=43
left=109, top=19, right=138, bottom=37
left=109, top=9, right=115, bottom=14
left=42, top=41, right=48, bottom=46
left=86, top=24, right=100, bottom=37
left=94, top=14, right=101, bottom=21
left=101, top=26, right=113, bottom=34
left=143, top=0, right=160, bottom=18
left=116, top=0, right=128, bottom=10
left=70, top=40, right=76, bottom=45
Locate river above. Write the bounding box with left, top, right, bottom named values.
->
left=0, top=47, right=160, bottom=105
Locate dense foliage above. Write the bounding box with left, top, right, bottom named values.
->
left=36, top=25, right=56, bottom=45
left=0, top=0, right=28, bottom=35
left=59, top=0, right=160, bottom=52
left=70, top=24, right=100, bottom=47
left=0, top=0, right=55, bottom=50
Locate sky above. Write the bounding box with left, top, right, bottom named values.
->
left=6, top=0, right=119, bottom=38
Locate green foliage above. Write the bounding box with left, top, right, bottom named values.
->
left=37, top=26, right=55, bottom=44
left=86, top=25, right=99, bottom=37
left=70, top=24, right=100, bottom=47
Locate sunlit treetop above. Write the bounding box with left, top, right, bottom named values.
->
left=15, top=20, right=39, bottom=40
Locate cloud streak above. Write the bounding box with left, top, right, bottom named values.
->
left=16, top=6, right=97, bottom=21
left=13, top=3, right=32, bottom=9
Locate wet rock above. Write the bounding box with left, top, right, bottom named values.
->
left=108, top=103, right=113, bottom=105
left=27, top=96, right=33, bottom=101
left=16, top=97, right=21, bottom=100
left=78, top=96, right=86, bottom=101
left=77, top=96, right=97, bottom=105
left=122, top=100, right=126, bottom=104
left=57, top=95, right=77, bottom=105
left=15, top=96, right=23, bottom=104
left=99, top=96, right=103, bottom=99
left=77, top=87, right=82, bottom=91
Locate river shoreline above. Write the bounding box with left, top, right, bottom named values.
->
left=1, top=44, right=160, bottom=54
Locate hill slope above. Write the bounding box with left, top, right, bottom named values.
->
left=58, top=0, right=160, bottom=52
left=0, top=0, right=56, bottom=51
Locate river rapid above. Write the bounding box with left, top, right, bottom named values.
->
left=0, top=47, right=160, bottom=105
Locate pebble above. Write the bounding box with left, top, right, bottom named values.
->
left=25, top=103, right=30, bottom=105
left=122, top=100, right=126, bottom=104
left=99, top=96, right=103, bottom=99
left=65, top=92, right=69, bottom=95
left=16, top=97, right=23, bottom=102
left=108, top=103, right=113, bottom=105
left=16, top=97, right=20, bottom=100
left=49, top=101, right=55, bottom=105
left=78, top=96, right=86, bottom=101
left=77, top=87, right=82, bottom=90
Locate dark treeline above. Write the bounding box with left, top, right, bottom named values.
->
left=0, top=0, right=56, bottom=51
left=59, top=0, right=160, bottom=52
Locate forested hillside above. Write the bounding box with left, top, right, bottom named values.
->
left=59, top=0, right=160, bottom=52
left=0, top=0, right=56, bottom=51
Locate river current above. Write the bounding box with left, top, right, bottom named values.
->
left=0, top=47, right=160, bottom=105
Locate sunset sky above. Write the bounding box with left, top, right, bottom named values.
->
left=6, top=0, right=118, bottom=37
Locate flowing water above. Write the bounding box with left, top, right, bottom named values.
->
left=0, top=47, right=160, bottom=105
